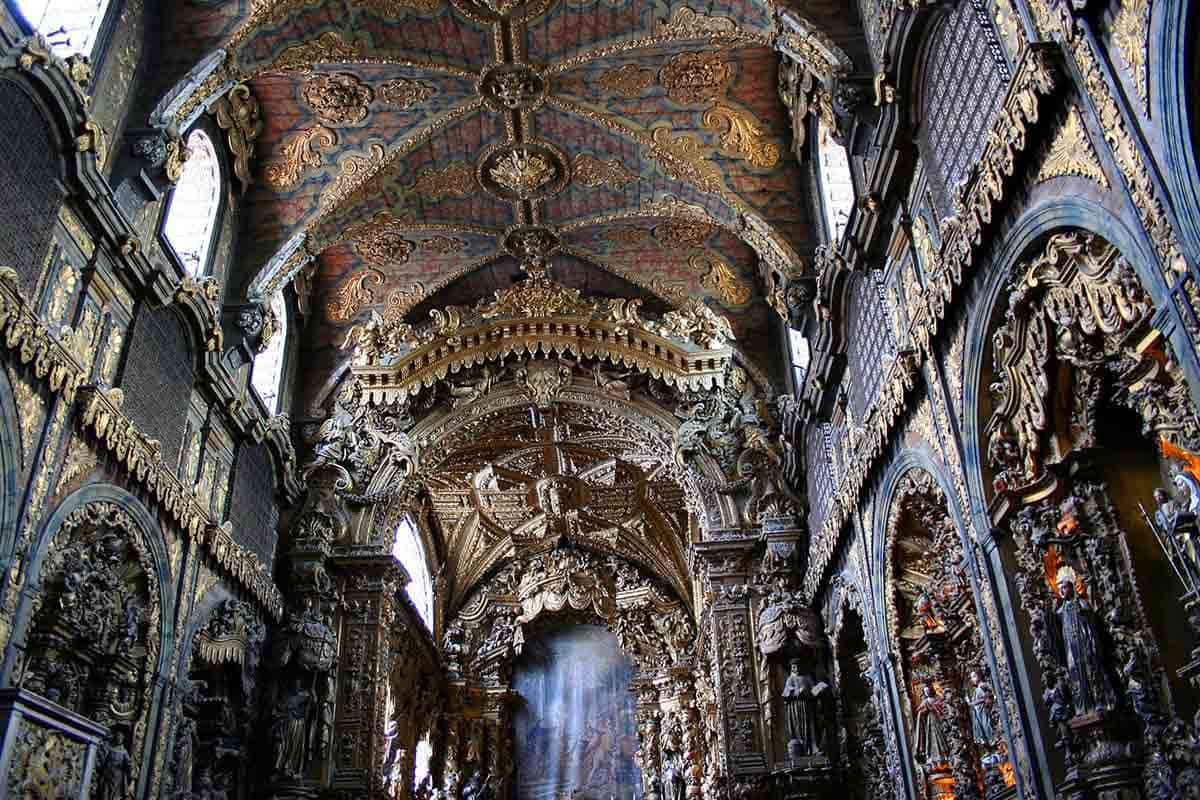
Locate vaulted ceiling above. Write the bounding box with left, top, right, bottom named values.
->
left=153, top=0, right=866, bottom=399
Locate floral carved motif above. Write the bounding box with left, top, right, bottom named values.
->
left=327, top=270, right=385, bottom=322
left=646, top=126, right=723, bottom=193
left=696, top=254, right=751, bottom=305
left=1033, top=108, right=1108, bottom=188
left=702, top=104, right=780, bottom=168
left=376, top=77, right=436, bottom=108
left=654, top=220, right=714, bottom=248
left=407, top=161, right=477, bottom=200
left=423, top=236, right=468, bottom=255
left=657, top=6, right=740, bottom=39
left=212, top=82, right=263, bottom=191
left=265, top=125, right=337, bottom=190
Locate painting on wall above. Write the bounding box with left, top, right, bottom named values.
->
left=513, top=625, right=643, bottom=800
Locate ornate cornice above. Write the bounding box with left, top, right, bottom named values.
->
left=802, top=45, right=1059, bottom=601
left=0, top=270, right=285, bottom=620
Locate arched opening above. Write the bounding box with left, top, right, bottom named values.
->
left=162, top=129, right=222, bottom=276
left=885, top=469, right=1000, bottom=800
left=13, top=0, right=112, bottom=57
left=513, top=625, right=641, bottom=799
left=393, top=512, right=434, bottom=632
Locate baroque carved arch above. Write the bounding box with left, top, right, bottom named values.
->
left=985, top=230, right=1200, bottom=500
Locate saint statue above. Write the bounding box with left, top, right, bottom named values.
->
left=1154, top=485, right=1200, bottom=588
left=781, top=662, right=825, bottom=757
left=913, top=684, right=950, bottom=767
left=96, top=729, right=133, bottom=800
left=661, top=754, right=686, bottom=800
left=967, top=671, right=996, bottom=745
left=1054, top=567, right=1118, bottom=717
left=272, top=676, right=313, bottom=777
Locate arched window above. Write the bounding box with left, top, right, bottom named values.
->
left=250, top=292, right=288, bottom=413
left=162, top=129, right=221, bottom=275
left=15, top=0, right=112, bottom=57
left=393, top=513, right=434, bottom=631
left=816, top=119, right=854, bottom=244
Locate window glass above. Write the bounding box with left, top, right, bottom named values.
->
left=393, top=514, right=434, bottom=631
left=250, top=292, right=288, bottom=413
left=788, top=328, right=810, bottom=392
left=163, top=129, right=221, bottom=275
left=16, top=0, right=111, bottom=57
left=817, top=120, right=854, bottom=243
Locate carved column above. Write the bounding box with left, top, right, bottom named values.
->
left=695, top=538, right=766, bottom=782
left=326, top=553, right=405, bottom=796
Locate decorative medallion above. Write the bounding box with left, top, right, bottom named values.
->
left=407, top=161, right=477, bottom=200
left=572, top=153, right=640, bottom=189
left=423, top=236, right=468, bottom=255
left=302, top=72, right=374, bottom=126
left=654, top=220, right=714, bottom=248
left=265, top=125, right=337, bottom=190
left=352, top=222, right=416, bottom=267
left=327, top=269, right=385, bottom=322
left=503, top=226, right=562, bottom=261
left=657, top=7, right=740, bottom=39
left=660, top=51, right=733, bottom=105
left=376, top=78, right=436, bottom=108
left=478, top=141, right=570, bottom=202
left=702, top=104, right=780, bottom=168
left=696, top=253, right=752, bottom=305
left=479, top=64, right=548, bottom=112
left=645, top=127, right=724, bottom=193
left=598, top=65, right=654, bottom=97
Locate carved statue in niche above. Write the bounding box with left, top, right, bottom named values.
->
left=913, top=684, right=950, bottom=767
left=661, top=752, right=686, bottom=800
left=1053, top=566, right=1118, bottom=717
left=782, top=661, right=827, bottom=757
left=96, top=727, right=133, bottom=800
left=271, top=674, right=314, bottom=778
left=966, top=671, right=996, bottom=745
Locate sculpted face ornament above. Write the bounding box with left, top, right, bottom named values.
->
left=479, top=64, right=548, bottom=112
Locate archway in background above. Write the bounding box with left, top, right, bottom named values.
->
left=513, top=625, right=642, bottom=800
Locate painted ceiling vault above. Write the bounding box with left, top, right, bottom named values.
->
left=156, top=0, right=864, bottom=395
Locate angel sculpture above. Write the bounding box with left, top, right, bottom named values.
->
left=447, top=365, right=505, bottom=409
left=593, top=363, right=634, bottom=400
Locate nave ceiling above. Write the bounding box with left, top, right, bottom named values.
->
left=150, top=0, right=869, bottom=395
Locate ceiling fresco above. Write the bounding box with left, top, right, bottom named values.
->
left=154, top=0, right=863, bottom=398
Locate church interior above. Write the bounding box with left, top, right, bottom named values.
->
left=1, top=0, right=1199, bottom=798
